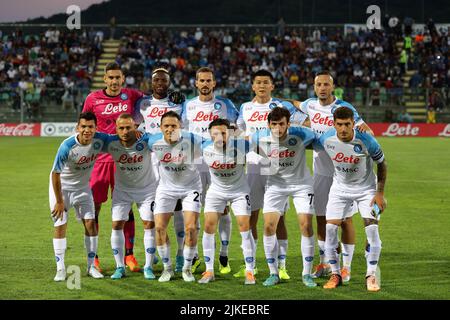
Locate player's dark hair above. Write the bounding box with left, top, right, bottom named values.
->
left=208, top=118, right=231, bottom=130
left=161, top=110, right=181, bottom=123
left=315, top=71, right=334, bottom=82
left=104, top=61, right=123, bottom=74
left=268, top=107, right=291, bottom=123
left=78, top=112, right=97, bottom=125
left=251, top=69, right=274, bottom=83
left=333, top=106, right=354, bottom=121
left=196, top=67, right=215, bottom=80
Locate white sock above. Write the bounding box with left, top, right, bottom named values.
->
left=219, top=214, right=232, bottom=257
left=318, top=240, right=326, bottom=264
left=240, top=230, right=255, bottom=272
left=144, top=228, right=156, bottom=268
left=277, top=239, right=288, bottom=269
left=111, top=229, right=125, bottom=268
left=202, top=232, right=215, bottom=272
left=365, top=225, right=382, bottom=277
left=183, top=246, right=196, bottom=271
left=157, top=243, right=172, bottom=271
left=301, top=236, right=315, bottom=276
left=325, top=224, right=340, bottom=274
left=253, top=241, right=258, bottom=269
left=84, top=235, right=98, bottom=268
left=53, top=238, right=66, bottom=271
left=341, top=243, right=355, bottom=269
left=263, top=234, right=278, bottom=275
left=173, top=211, right=185, bottom=257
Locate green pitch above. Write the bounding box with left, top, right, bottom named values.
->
left=0, top=137, right=449, bottom=300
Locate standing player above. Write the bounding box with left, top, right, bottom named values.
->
left=50, top=112, right=106, bottom=281
left=82, top=62, right=144, bottom=272
left=236, top=69, right=307, bottom=279
left=182, top=67, right=239, bottom=274
left=135, top=66, right=186, bottom=273
left=102, top=114, right=158, bottom=280
left=198, top=118, right=256, bottom=285
left=295, top=71, right=373, bottom=282
left=252, top=107, right=317, bottom=287
left=317, top=107, right=387, bottom=292
left=145, top=111, right=203, bottom=283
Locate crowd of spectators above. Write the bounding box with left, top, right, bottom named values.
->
left=117, top=20, right=449, bottom=105
left=0, top=19, right=448, bottom=119
left=0, top=27, right=103, bottom=115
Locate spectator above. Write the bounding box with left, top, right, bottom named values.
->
left=397, top=109, right=414, bottom=123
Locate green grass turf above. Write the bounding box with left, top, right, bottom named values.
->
left=0, top=137, right=449, bottom=300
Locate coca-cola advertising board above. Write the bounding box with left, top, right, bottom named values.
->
left=369, top=123, right=450, bottom=137
left=0, top=123, right=41, bottom=136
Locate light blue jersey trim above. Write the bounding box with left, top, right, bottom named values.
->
left=52, top=136, right=77, bottom=173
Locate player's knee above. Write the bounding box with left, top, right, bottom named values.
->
left=363, top=218, right=378, bottom=226
left=264, top=221, right=277, bottom=235
left=143, top=221, right=154, bottom=229
left=155, top=225, right=167, bottom=237
left=184, top=226, right=197, bottom=239
left=84, top=220, right=97, bottom=235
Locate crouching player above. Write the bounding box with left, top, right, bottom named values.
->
left=318, top=106, right=387, bottom=292
left=145, top=111, right=203, bottom=283
left=50, top=112, right=107, bottom=281
left=252, top=107, right=317, bottom=287
left=102, top=114, right=158, bottom=280
left=198, top=119, right=256, bottom=285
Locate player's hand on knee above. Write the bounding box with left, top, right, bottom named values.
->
left=52, top=202, right=66, bottom=221
left=371, top=193, right=387, bottom=212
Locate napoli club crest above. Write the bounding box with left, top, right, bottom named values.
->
left=136, top=143, right=144, bottom=151
left=120, top=93, right=128, bottom=101
left=269, top=103, right=277, bottom=110
left=353, top=144, right=362, bottom=153
left=288, top=138, right=297, bottom=146
left=214, top=102, right=221, bottom=110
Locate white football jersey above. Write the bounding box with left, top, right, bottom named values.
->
left=51, top=133, right=109, bottom=191
left=103, top=136, right=157, bottom=192
left=182, top=95, right=239, bottom=139
left=144, top=131, right=203, bottom=190
left=300, top=97, right=364, bottom=177
left=202, top=138, right=250, bottom=193
left=252, top=127, right=315, bottom=188
left=237, top=98, right=306, bottom=173
left=237, top=98, right=304, bottom=135
left=317, top=129, right=385, bottom=191
left=135, top=95, right=183, bottom=134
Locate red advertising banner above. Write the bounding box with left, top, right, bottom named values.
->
left=0, top=123, right=41, bottom=136
left=369, top=123, right=450, bottom=137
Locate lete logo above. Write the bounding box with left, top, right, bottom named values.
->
left=101, top=103, right=128, bottom=115
left=382, top=123, right=419, bottom=136
left=147, top=107, right=169, bottom=118
left=332, top=152, right=360, bottom=164
left=438, top=124, right=450, bottom=137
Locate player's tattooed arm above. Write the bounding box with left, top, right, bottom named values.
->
left=51, top=172, right=66, bottom=221
left=372, top=160, right=388, bottom=211
left=356, top=122, right=374, bottom=136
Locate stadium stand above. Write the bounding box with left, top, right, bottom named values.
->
left=0, top=23, right=448, bottom=123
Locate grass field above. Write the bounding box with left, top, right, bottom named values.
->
left=0, top=136, right=449, bottom=300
